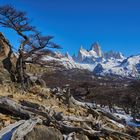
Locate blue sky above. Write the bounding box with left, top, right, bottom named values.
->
left=0, top=0, right=140, bottom=56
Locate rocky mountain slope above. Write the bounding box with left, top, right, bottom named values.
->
left=40, top=43, right=140, bottom=78
left=0, top=64, right=140, bottom=140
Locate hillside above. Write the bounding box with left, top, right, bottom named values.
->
left=0, top=31, right=139, bottom=139
left=0, top=60, right=139, bottom=140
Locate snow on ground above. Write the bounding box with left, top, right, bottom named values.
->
left=97, top=105, right=140, bottom=127
left=114, top=113, right=140, bottom=127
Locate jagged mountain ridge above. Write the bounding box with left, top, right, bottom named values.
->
left=73, top=42, right=125, bottom=62
left=41, top=43, right=140, bottom=78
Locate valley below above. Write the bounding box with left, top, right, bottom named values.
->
left=0, top=62, right=140, bottom=140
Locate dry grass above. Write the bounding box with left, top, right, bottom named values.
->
left=0, top=83, right=139, bottom=140
left=0, top=83, right=87, bottom=122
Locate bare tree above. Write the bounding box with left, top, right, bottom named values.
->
left=0, top=5, right=60, bottom=90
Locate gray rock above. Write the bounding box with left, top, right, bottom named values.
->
left=24, top=125, right=63, bottom=140
left=74, top=133, right=89, bottom=140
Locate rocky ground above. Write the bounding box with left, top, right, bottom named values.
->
left=0, top=63, right=139, bottom=140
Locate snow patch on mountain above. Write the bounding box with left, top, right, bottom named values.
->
left=42, top=42, right=140, bottom=78
left=74, top=43, right=103, bottom=63
left=42, top=55, right=83, bottom=69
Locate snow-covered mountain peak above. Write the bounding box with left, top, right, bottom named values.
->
left=104, top=50, right=125, bottom=60
left=90, top=42, right=99, bottom=50
left=65, top=51, right=73, bottom=60
left=79, top=45, right=85, bottom=51
left=79, top=46, right=88, bottom=54
left=41, top=43, right=140, bottom=78
left=121, top=55, right=140, bottom=67
left=76, top=46, right=89, bottom=62
left=74, top=42, right=125, bottom=64
left=75, top=43, right=103, bottom=63
left=90, top=42, right=102, bottom=57
left=117, top=52, right=125, bottom=59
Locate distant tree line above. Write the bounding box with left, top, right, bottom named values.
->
left=86, top=80, right=140, bottom=122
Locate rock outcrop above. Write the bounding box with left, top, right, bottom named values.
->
left=90, top=42, right=102, bottom=57
left=104, top=50, right=124, bottom=59
left=0, top=33, right=17, bottom=82
left=25, top=125, right=63, bottom=140
left=0, top=32, right=12, bottom=61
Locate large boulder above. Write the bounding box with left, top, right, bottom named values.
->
left=0, top=32, right=11, bottom=61
left=75, top=133, right=89, bottom=140
left=0, top=61, right=11, bottom=84
left=0, top=32, right=17, bottom=82
left=24, top=125, right=63, bottom=140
